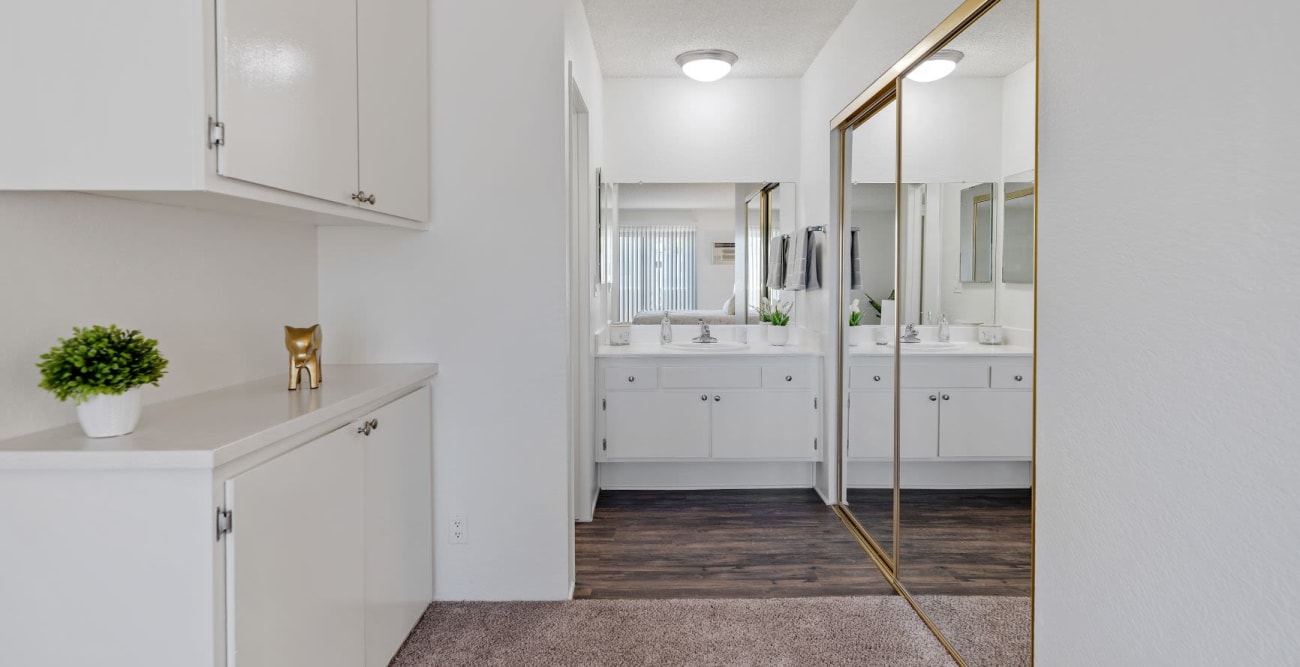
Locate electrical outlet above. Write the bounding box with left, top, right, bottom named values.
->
left=450, top=513, right=468, bottom=544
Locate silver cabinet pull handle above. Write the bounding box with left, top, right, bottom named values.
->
left=713, top=395, right=721, bottom=402
left=874, top=375, right=882, bottom=382
left=701, top=394, right=708, bottom=401
left=929, top=395, right=938, bottom=401
left=356, top=418, right=379, bottom=436
left=785, top=375, right=793, bottom=382
left=627, top=376, right=635, bottom=382
left=942, top=394, right=950, bottom=401
left=1015, top=375, right=1024, bottom=381
left=352, top=191, right=376, bottom=205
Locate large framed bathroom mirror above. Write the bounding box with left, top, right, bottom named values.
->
left=598, top=183, right=794, bottom=328
left=831, top=0, right=1036, bottom=664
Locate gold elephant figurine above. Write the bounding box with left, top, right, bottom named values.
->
left=285, top=324, right=322, bottom=390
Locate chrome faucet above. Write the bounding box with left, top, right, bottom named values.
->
left=900, top=323, right=921, bottom=343
left=692, top=319, right=717, bottom=344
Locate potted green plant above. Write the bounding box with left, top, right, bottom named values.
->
left=848, top=299, right=868, bottom=347
left=766, top=299, right=793, bottom=346
left=37, top=325, right=169, bottom=438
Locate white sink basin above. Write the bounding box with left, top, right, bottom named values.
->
left=900, top=341, right=965, bottom=352
left=663, top=341, right=749, bottom=352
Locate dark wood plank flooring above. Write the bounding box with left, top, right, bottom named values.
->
left=847, top=488, right=1032, bottom=596
left=575, top=489, right=896, bottom=599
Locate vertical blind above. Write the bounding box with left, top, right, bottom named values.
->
left=619, top=225, right=697, bottom=321
left=746, top=226, right=763, bottom=309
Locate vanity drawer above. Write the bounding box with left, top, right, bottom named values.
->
left=661, top=366, right=762, bottom=389
left=850, top=365, right=894, bottom=389
left=604, top=366, right=659, bottom=390
left=900, top=364, right=989, bottom=389
left=762, top=365, right=815, bottom=389
left=991, top=365, right=1033, bottom=390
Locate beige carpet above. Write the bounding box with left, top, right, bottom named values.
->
left=391, top=596, right=958, bottom=666
left=915, top=596, right=1031, bottom=667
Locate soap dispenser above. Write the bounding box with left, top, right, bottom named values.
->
left=660, top=312, right=673, bottom=344
left=938, top=313, right=951, bottom=343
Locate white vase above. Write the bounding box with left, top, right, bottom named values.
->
left=848, top=326, right=869, bottom=347
left=76, top=388, right=143, bottom=438
left=768, top=325, right=789, bottom=346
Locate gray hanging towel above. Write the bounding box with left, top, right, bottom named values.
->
left=765, top=235, right=787, bottom=289
left=805, top=228, right=825, bottom=290
left=850, top=227, right=863, bottom=290
left=783, top=228, right=808, bottom=290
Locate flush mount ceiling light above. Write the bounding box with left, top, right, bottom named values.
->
left=905, top=49, right=964, bottom=83
left=676, top=49, right=738, bottom=82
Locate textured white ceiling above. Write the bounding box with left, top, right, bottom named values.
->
left=945, top=0, right=1035, bottom=78
left=583, top=0, right=858, bottom=78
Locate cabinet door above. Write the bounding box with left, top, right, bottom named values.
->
left=900, top=389, right=940, bottom=459
left=938, top=390, right=1032, bottom=458
left=848, top=391, right=893, bottom=458
left=712, top=391, right=818, bottom=460
left=358, top=0, right=430, bottom=221
left=225, top=425, right=364, bottom=667
left=218, top=0, right=358, bottom=204
left=363, top=387, right=433, bottom=667
left=604, top=392, right=709, bottom=459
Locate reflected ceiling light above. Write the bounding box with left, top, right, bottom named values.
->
left=905, top=50, right=964, bottom=83
left=676, top=49, right=738, bottom=82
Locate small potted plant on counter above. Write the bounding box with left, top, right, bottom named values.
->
left=37, top=324, right=169, bottom=438
left=848, top=299, right=868, bottom=346
left=766, top=299, right=793, bottom=346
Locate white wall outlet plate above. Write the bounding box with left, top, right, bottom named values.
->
left=450, top=513, right=468, bottom=544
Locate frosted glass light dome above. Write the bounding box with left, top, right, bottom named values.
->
left=906, top=50, right=964, bottom=83
left=676, top=50, right=738, bottom=82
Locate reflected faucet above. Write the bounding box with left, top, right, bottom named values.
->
left=900, top=323, right=921, bottom=343
left=693, top=319, right=717, bottom=344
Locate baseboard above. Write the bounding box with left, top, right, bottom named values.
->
left=568, top=580, right=575, bottom=600
left=598, top=461, right=816, bottom=489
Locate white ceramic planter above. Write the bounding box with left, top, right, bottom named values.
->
left=768, top=325, right=790, bottom=346
left=848, top=326, right=870, bottom=347
left=76, top=387, right=143, bottom=438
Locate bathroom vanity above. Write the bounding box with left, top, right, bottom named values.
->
left=0, top=364, right=437, bottom=667
left=596, top=330, right=825, bottom=490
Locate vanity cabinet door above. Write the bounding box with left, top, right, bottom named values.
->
left=604, top=392, right=710, bottom=459
left=711, top=391, right=818, bottom=460
left=900, top=390, right=940, bottom=459
left=362, top=387, right=433, bottom=667
left=218, top=0, right=359, bottom=204
left=224, top=425, right=365, bottom=667
left=848, top=391, right=894, bottom=458
left=938, top=390, right=1032, bottom=458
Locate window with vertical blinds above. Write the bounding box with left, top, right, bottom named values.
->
left=746, top=226, right=764, bottom=309
left=618, top=226, right=697, bottom=321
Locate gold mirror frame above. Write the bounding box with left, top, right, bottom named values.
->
left=829, top=1, right=1037, bottom=665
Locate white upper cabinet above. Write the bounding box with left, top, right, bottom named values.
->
left=0, top=0, right=429, bottom=228
left=358, top=0, right=431, bottom=221
left=219, top=0, right=360, bottom=206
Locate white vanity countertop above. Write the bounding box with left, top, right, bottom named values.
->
left=597, top=342, right=822, bottom=357
left=850, top=342, right=1033, bottom=358
left=0, top=364, right=438, bottom=471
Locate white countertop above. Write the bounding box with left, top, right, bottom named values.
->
left=849, top=342, right=1033, bottom=358
left=0, top=364, right=438, bottom=471
left=597, top=342, right=823, bottom=357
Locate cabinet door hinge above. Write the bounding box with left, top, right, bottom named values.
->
left=814, top=438, right=818, bottom=451
left=208, top=116, right=226, bottom=149
left=814, top=397, right=818, bottom=410
left=602, top=398, right=606, bottom=410
left=215, top=507, right=233, bottom=541
left=602, top=438, right=607, bottom=451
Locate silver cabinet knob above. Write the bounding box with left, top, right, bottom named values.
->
left=627, top=376, right=635, bottom=382
left=929, top=395, right=938, bottom=401
left=356, top=418, right=379, bottom=436
left=713, top=395, right=721, bottom=402
left=1015, top=375, right=1024, bottom=381
left=873, top=375, right=881, bottom=382
left=700, top=394, right=708, bottom=401
left=351, top=191, right=376, bottom=205
left=785, top=375, right=793, bottom=382
left=941, top=394, right=950, bottom=401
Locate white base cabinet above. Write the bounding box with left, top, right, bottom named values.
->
left=0, top=366, right=436, bottom=667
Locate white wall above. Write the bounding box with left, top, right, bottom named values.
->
left=995, top=61, right=1036, bottom=331
left=0, top=193, right=316, bottom=441
left=1037, top=1, right=1300, bottom=663
left=604, top=78, right=800, bottom=183
left=317, top=0, right=578, bottom=600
